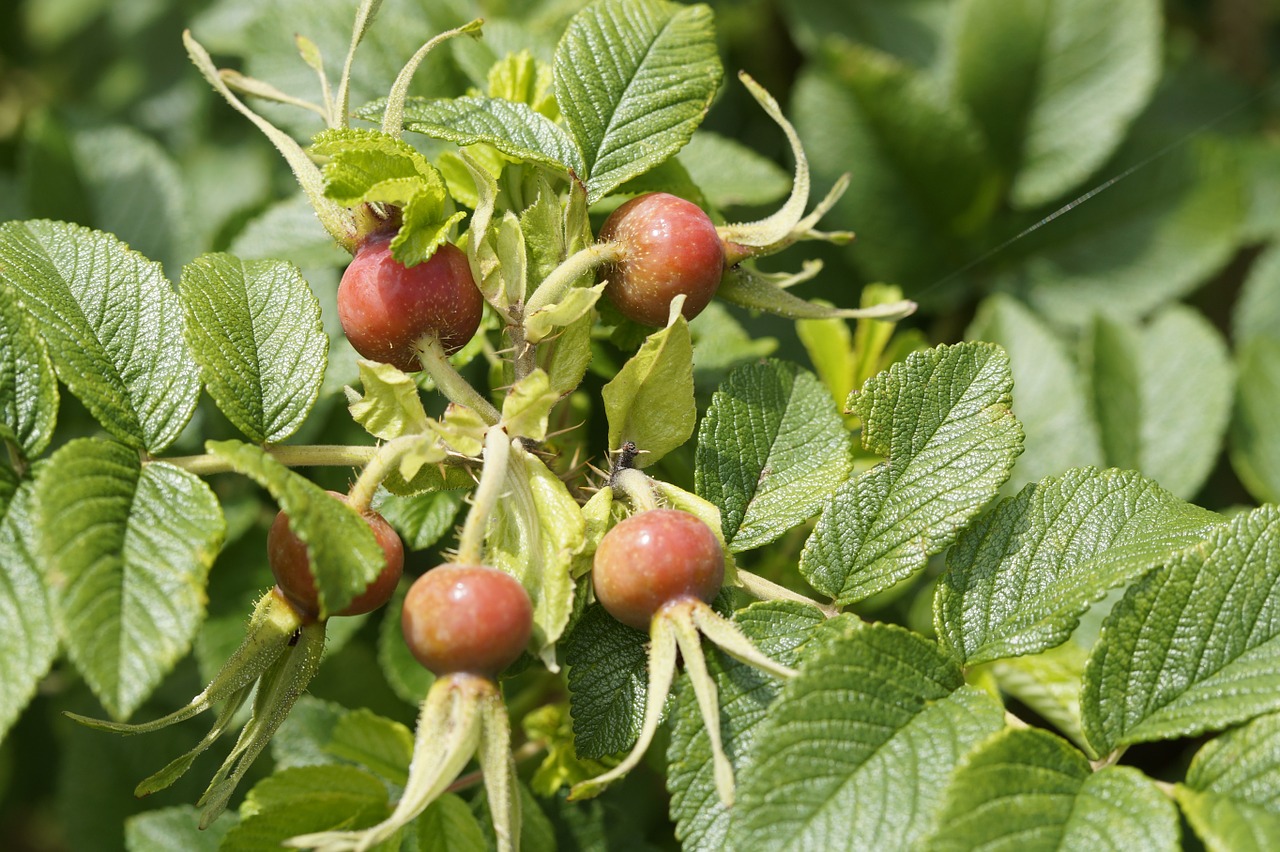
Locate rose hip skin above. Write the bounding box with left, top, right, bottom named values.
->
left=592, top=509, right=724, bottom=630
left=401, top=564, right=533, bottom=678
left=598, top=192, right=725, bottom=327
left=268, top=491, right=404, bottom=622
left=337, top=236, right=484, bottom=372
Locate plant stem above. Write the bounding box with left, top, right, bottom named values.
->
left=418, top=337, right=501, bottom=425
left=507, top=303, right=536, bottom=384
left=523, top=242, right=622, bottom=318
left=456, top=426, right=510, bottom=565
left=445, top=740, right=543, bottom=794
left=347, top=435, right=419, bottom=512
left=612, top=468, right=658, bottom=513
left=157, top=444, right=378, bottom=476
left=735, top=569, right=840, bottom=619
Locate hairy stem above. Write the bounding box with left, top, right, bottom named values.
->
left=418, top=337, right=501, bottom=425
left=524, top=242, right=623, bottom=318
left=612, top=468, right=659, bottom=513
left=157, top=444, right=378, bottom=476
left=347, top=435, right=420, bottom=512
left=456, top=426, right=511, bottom=565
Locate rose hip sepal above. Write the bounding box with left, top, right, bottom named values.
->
left=598, top=192, right=725, bottom=327
left=571, top=507, right=797, bottom=808
left=338, top=235, right=484, bottom=372
left=286, top=565, right=533, bottom=852
left=64, top=589, right=325, bottom=828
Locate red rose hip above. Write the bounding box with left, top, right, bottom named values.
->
left=337, top=235, right=485, bottom=371
left=592, top=509, right=724, bottom=630
left=401, top=564, right=533, bottom=678
left=268, top=491, right=404, bottom=622
left=598, top=192, right=725, bottom=327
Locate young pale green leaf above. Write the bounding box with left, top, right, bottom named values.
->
left=667, top=602, right=827, bottom=851
left=925, top=727, right=1179, bottom=852
left=1082, top=504, right=1280, bottom=754
left=486, top=49, right=557, bottom=117
left=0, top=472, right=57, bottom=741
left=180, top=253, right=327, bottom=444
left=935, top=467, right=1220, bottom=666
left=1087, top=305, right=1233, bottom=500
left=1177, top=712, right=1280, bottom=851
left=345, top=359, right=430, bottom=441
left=950, top=0, right=1161, bottom=208
left=601, top=313, right=695, bottom=469
left=989, top=640, right=1092, bottom=755
left=801, top=343, right=1023, bottom=605
left=485, top=445, right=581, bottom=657
left=1231, top=338, right=1280, bottom=505
left=727, top=622, right=1006, bottom=851
left=0, top=282, right=58, bottom=458
left=125, top=805, right=234, bottom=852
left=554, top=0, right=722, bottom=203
left=795, top=315, right=855, bottom=412
left=967, top=294, right=1101, bottom=492
left=220, top=765, right=389, bottom=848
left=791, top=46, right=999, bottom=287
left=416, top=793, right=489, bottom=852
left=37, top=439, right=224, bottom=720
left=377, top=583, right=434, bottom=706
left=525, top=283, right=604, bottom=344
left=501, top=369, right=558, bottom=442
left=0, top=220, right=199, bottom=452
left=695, top=360, right=851, bottom=552
left=325, top=708, right=413, bottom=787
left=562, top=604, right=652, bottom=760
left=205, top=440, right=383, bottom=619
left=380, top=96, right=584, bottom=177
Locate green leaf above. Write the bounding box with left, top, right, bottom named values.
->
left=778, top=0, right=953, bottom=70
left=501, top=369, right=559, bottom=443
left=205, top=440, right=383, bottom=619
left=950, top=0, right=1161, bottom=207
left=1178, top=712, right=1280, bottom=851
left=387, top=96, right=584, bottom=176
left=180, top=253, right=327, bottom=444
left=0, top=472, right=57, bottom=741
left=677, top=131, right=791, bottom=209
left=37, top=439, right=225, bottom=719
left=270, top=696, right=345, bottom=771
left=925, top=727, right=1179, bottom=851
left=1231, top=338, right=1280, bottom=505
left=728, top=622, right=1006, bottom=851
left=325, top=708, right=413, bottom=787
left=554, top=0, right=723, bottom=203
left=125, top=805, right=234, bottom=852
left=416, top=793, right=489, bottom=852
left=222, top=765, right=388, bottom=850
left=1234, top=242, right=1280, bottom=348
left=1082, top=505, right=1280, bottom=753
left=562, top=604, right=651, bottom=760
left=601, top=313, right=696, bottom=468
left=695, top=360, right=851, bottom=552
left=997, top=134, right=1243, bottom=327
left=667, top=602, right=826, bottom=851
left=967, top=294, right=1101, bottom=492
left=486, top=445, right=582, bottom=657
left=0, top=281, right=58, bottom=458
left=989, top=640, right=1092, bottom=754
left=936, top=467, right=1221, bottom=666
left=0, top=220, right=200, bottom=451
left=345, top=359, right=431, bottom=442
left=791, top=46, right=999, bottom=288
left=375, top=489, right=463, bottom=552
left=801, top=343, right=1023, bottom=605
left=1086, top=305, right=1233, bottom=500
left=377, top=582, right=435, bottom=705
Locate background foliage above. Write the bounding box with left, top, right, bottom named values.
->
left=2, top=0, right=1280, bottom=849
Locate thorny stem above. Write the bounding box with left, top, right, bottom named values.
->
left=417, top=336, right=501, bottom=425
left=524, top=242, right=623, bottom=318
left=157, top=444, right=378, bottom=476
left=456, top=426, right=511, bottom=565
left=612, top=468, right=659, bottom=513
left=507, top=303, right=537, bottom=384
left=736, top=569, right=840, bottom=619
